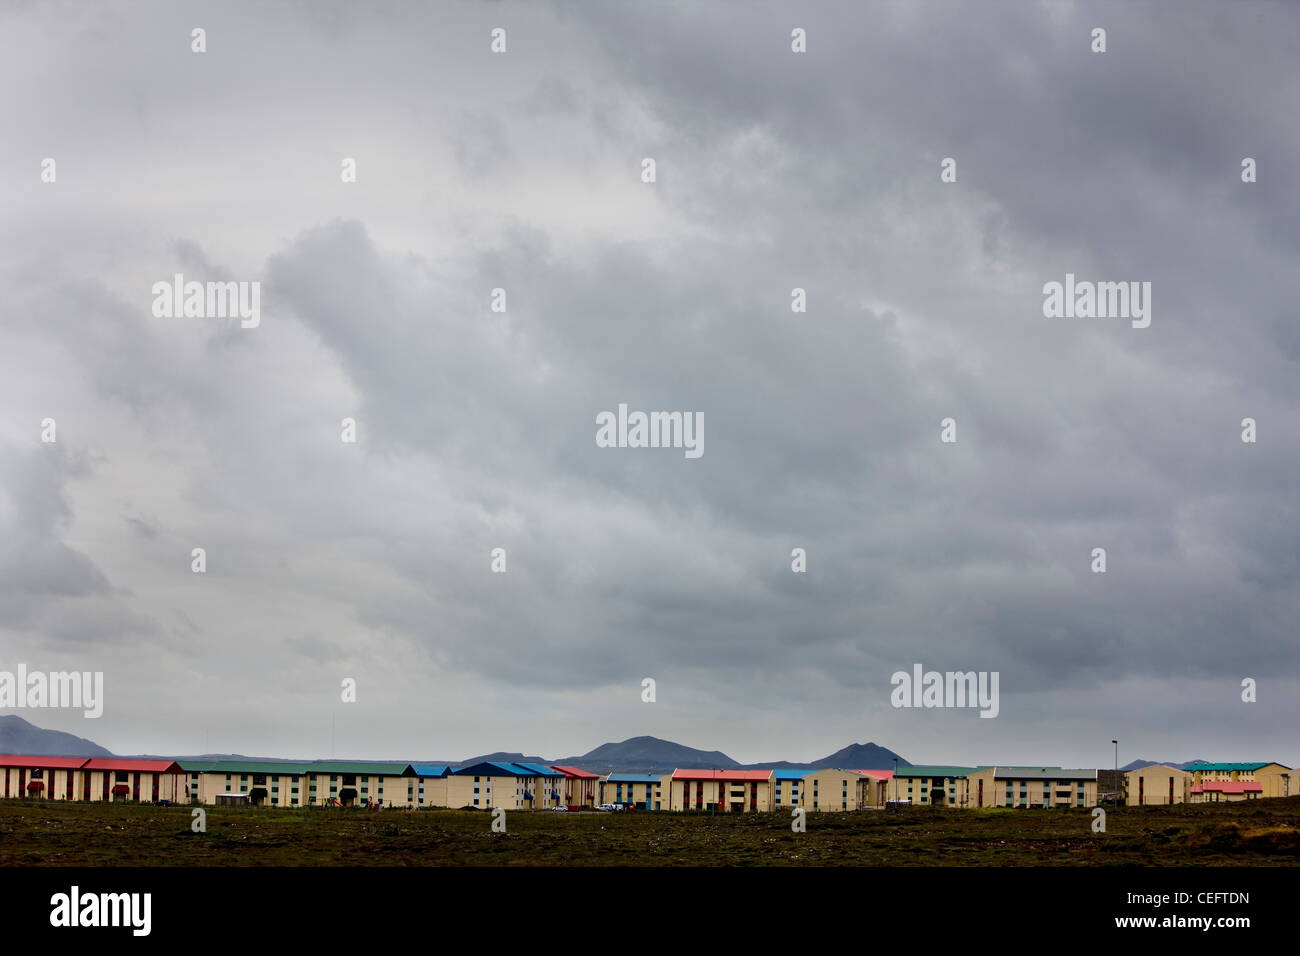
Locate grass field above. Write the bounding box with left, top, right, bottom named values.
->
left=4, top=798, right=1300, bottom=866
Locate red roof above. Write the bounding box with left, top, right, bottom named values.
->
left=852, top=769, right=894, bottom=781
left=1191, top=781, right=1263, bottom=794
left=0, top=755, right=89, bottom=770
left=549, top=765, right=599, bottom=779
left=671, top=769, right=772, bottom=781
left=83, top=758, right=183, bottom=773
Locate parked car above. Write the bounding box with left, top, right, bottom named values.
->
left=611, top=804, right=626, bottom=812
left=596, top=803, right=616, bottom=811
left=551, top=805, right=568, bottom=812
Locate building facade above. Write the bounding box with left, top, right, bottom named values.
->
left=888, top=766, right=976, bottom=807
left=771, top=769, right=810, bottom=809
left=602, top=773, right=662, bottom=809
left=1124, top=765, right=1192, bottom=806
left=0, top=755, right=88, bottom=801
left=412, top=764, right=453, bottom=808
left=0, top=756, right=186, bottom=803
left=551, top=765, right=599, bottom=808
left=667, top=770, right=773, bottom=812
left=964, top=767, right=1098, bottom=808
left=799, top=769, right=876, bottom=812
left=1185, top=762, right=1291, bottom=799
left=515, top=763, right=566, bottom=808
left=447, top=762, right=539, bottom=810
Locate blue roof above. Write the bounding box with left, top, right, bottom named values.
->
left=774, top=769, right=810, bottom=780
left=515, top=762, right=564, bottom=777
left=606, top=773, right=662, bottom=783
left=412, top=764, right=451, bottom=778
left=453, top=761, right=531, bottom=777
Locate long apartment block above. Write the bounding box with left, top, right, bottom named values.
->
left=0, top=753, right=1292, bottom=812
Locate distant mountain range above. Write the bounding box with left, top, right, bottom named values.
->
left=0, top=718, right=909, bottom=774
left=1121, top=758, right=1209, bottom=772
left=461, top=737, right=909, bottom=775
left=0, top=715, right=113, bottom=756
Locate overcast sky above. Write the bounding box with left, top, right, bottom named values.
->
left=1, top=0, right=1297, bottom=768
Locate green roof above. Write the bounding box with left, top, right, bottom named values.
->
left=306, top=761, right=416, bottom=776
left=179, top=759, right=418, bottom=776
left=179, top=760, right=314, bottom=775
left=986, top=766, right=1097, bottom=780
left=892, top=765, right=977, bottom=778
left=1186, top=761, right=1285, bottom=772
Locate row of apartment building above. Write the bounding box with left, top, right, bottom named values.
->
left=1, top=754, right=1293, bottom=811
left=1122, top=762, right=1293, bottom=805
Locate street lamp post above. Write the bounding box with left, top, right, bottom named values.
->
left=1112, top=739, right=1118, bottom=804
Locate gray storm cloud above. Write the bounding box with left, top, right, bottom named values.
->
left=0, top=0, right=1295, bottom=766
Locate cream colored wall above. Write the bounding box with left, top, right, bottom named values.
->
left=563, top=777, right=597, bottom=807
left=1254, top=764, right=1290, bottom=799
left=892, top=775, right=970, bottom=808
left=446, top=774, right=533, bottom=810
left=670, top=777, right=725, bottom=810
left=964, top=771, right=1096, bottom=809
left=800, top=770, right=867, bottom=812
left=1125, top=766, right=1191, bottom=805
left=771, top=778, right=808, bottom=809
left=418, top=777, right=452, bottom=808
